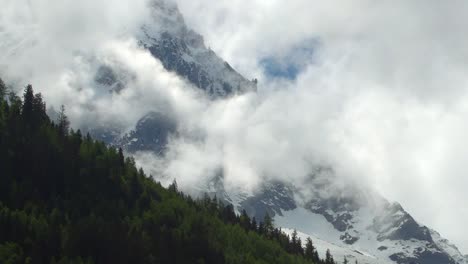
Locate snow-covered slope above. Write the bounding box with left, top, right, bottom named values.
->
left=175, top=168, right=465, bottom=264
left=236, top=176, right=465, bottom=264
left=431, top=229, right=468, bottom=264
left=275, top=205, right=461, bottom=264
left=281, top=227, right=386, bottom=264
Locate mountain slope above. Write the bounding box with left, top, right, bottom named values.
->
left=236, top=177, right=465, bottom=264
left=0, top=83, right=321, bottom=264
left=181, top=170, right=466, bottom=264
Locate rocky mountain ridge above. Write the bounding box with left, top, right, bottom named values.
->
left=199, top=174, right=466, bottom=264
left=137, top=0, right=257, bottom=98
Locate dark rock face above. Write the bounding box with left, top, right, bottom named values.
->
left=367, top=202, right=457, bottom=264
left=94, top=65, right=135, bottom=94
left=390, top=250, right=456, bottom=264
left=95, top=66, right=123, bottom=91
left=142, top=31, right=256, bottom=98
left=203, top=172, right=240, bottom=207
left=305, top=195, right=360, bottom=244
left=146, top=32, right=208, bottom=91
left=117, top=111, right=177, bottom=154
left=139, top=0, right=257, bottom=98
left=378, top=246, right=388, bottom=251
left=85, top=122, right=126, bottom=145
left=241, top=182, right=297, bottom=220
left=372, top=203, right=433, bottom=242
left=340, top=232, right=359, bottom=244
left=385, top=220, right=432, bottom=242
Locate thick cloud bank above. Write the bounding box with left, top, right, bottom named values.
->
left=1, top=0, right=467, bottom=253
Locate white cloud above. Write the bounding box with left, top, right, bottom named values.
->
left=175, top=0, right=468, bottom=252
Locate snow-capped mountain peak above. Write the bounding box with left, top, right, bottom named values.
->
left=136, top=0, right=257, bottom=98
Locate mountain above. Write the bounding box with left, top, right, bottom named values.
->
left=92, top=0, right=257, bottom=145
left=138, top=0, right=257, bottom=98
left=116, top=111, right=177, bottom=154
left=98, top=1, right=467, bottom=264
left=94, top=0, right=256, bottom=99
left=196, top=171, right=467, bottom=264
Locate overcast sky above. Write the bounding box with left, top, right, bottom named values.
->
left=1, top=0, right=467, bottom=253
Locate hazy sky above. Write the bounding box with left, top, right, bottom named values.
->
left=1, top=0, right=467, bottom=253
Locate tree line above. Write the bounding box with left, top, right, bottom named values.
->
left=0, top=80, right=353, bottom=264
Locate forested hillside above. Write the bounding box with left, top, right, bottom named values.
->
left=0, top=81, right=341, bottom=263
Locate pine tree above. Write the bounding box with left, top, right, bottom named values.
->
left=304, top=237, right=315, bottom=261
left=58, top=105, right=70, bottom=136
left=168, top=178, right=178, bottom=193
left=32, top=92, right=47, bottom=128
left=0, top=78, right=6, bottom=99
left=221, top=204, right=237, bottom=224
left=326, top=249, right=333, bottom=264
left=251, top=217, right=257, bottom=231
left=22, top=84, right=34, bottom=122
left=263, top=213, right=274, bottom=236
left=118, top=148, right=125, bottom=168
left=258, top=221, right=265, bottom=235
left=313, top=250, right=320, bottom=263
left=291, top=229, right=302, bottom=254
left=343, top=256, right=349, bottom=264
left=240, top=209, right=250, bottom=230
left=297, top=237, right=303, bottom=255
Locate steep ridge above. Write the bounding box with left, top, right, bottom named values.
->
left=247, top=181, right=465, bottom=264
left=136, top=0, right=257, bottom=98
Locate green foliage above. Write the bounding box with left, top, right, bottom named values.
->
left=0, top=78, right=6, bottom=99
left=0, top=84, right=335, bottom=264
left=57, top=104, right=69, bottom=136
left=0, top=242, right=24, bottom=264
left=305, top=237, right=321, bottom=262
